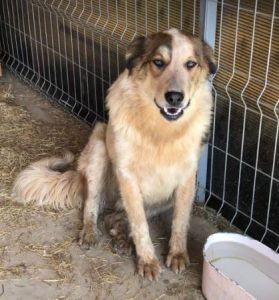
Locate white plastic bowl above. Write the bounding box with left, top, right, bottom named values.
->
left=202, top=233, right=279, bottom=300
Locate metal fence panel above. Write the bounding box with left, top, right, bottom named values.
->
left=0, top=0, right=278, bottom=252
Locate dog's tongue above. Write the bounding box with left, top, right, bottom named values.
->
left=167, top=108, right=179, bottom=115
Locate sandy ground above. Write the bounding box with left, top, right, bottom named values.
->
left=0, top=70, right=237, bottom=300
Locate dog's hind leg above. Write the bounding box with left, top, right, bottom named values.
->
left=78, top=122, right=109, bottom=248
left=104, top=210, right=133, bottom=256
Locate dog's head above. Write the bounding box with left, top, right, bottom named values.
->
left=126, top=28, right=216, bottom=121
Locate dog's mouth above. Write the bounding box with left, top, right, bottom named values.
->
left=154, top=99, right=190, bottom=121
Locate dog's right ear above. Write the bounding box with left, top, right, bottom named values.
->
left=125, top=36, right=146, bottom=72
left=202, top=41, right=217, bottom=75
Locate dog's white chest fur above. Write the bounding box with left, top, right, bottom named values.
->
left=112, top=122, right=200, bottom=206
left=138, top=163, right=185, bottom=204
left=123, top=134, right=198, bottom=205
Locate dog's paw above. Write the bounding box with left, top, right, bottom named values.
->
left=111, top=235, right=133, bottom=256
left=137, top=256, right=162, bottom=281
left=78, top=222, right=100, bottom=249
left=166, top=252, right=189, bottom=274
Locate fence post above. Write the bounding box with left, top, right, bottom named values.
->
left=196, top=0, right=218, bottom=202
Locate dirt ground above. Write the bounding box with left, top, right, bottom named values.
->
left=0, top=70, right=238, bottom=300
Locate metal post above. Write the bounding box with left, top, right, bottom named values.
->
left=196, top=0, right=218, bottom=202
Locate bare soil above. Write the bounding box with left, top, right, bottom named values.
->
left=0, top=70, right=237, bottom=300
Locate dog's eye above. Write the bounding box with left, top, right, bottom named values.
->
left=186, top=61, right=197, bottom=70
left=152, top=59, right=165, bottom=68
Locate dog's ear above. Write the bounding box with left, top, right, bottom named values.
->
left=202, top=41, right=217, bottom=75
left=125, top=36, right=146, bottom=72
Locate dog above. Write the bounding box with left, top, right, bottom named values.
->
left=13, top=28, right=216, bottom=281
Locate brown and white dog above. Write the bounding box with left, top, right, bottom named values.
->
left=13, top=28, right=216, bottom=280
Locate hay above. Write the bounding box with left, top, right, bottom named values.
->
left=193, top=204, right=242, bottom=233
left=22, top=240, right=73, bottom=282
left=0, top=75, right=91, bottom=283
left=86, top=256, right=122, bottom=285
left=0, top=263, right=28, bottom=278
left=0, top=78, right=90, bottom=204
left=0, top=84, right=15, bottom=99
left=0, top=240, right=73, bottom=281
left=0, top=201, right=36, bottom=229
left=0, top=199, right=72, bottom=237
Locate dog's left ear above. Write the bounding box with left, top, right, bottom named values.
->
left=202, top=41, right=217, bottom=75
left=125, top=36, right=146, bottom=72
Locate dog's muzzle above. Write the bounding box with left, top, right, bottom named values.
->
left=154, top=99, right=190, bottom=121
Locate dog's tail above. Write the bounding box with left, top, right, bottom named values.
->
left=12, top=152, right=85, bottom=209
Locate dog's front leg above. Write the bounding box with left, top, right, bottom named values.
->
left=117, top=171, right=161, bottom=281
left=166, top=172, right=196, bottom=273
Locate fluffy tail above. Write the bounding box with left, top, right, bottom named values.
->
left=12, top=152, right=84, bottom=209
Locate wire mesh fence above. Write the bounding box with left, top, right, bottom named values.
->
left=205, top=0, right=279, bottom=252
left=0, top=0, right=199, bottom=123
left=0, top=0, right=278, bottom=252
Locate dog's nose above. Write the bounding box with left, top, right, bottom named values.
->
left=165, top=91, right=184, bottom=106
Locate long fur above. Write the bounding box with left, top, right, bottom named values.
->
left=12, top=152, right=84, bottom=209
